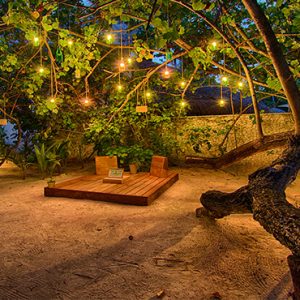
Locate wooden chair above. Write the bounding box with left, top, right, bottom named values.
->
left=150, top=156, right=168, bottom=178
left=95, top=156, right=118, bottom=176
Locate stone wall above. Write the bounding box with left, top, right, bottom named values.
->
left=170, top=113, right=294, bottom=174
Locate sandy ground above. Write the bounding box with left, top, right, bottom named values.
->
left=0, top=161, right=299, bottom=300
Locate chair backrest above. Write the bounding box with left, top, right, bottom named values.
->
left=95, top=156, right=118, bottom=176
left=150, top=156, right=168, bottom=178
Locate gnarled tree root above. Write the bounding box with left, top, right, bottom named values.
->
left=288, top=255, right=300, bottom=300
left=197, top=135, right=300, bottom=297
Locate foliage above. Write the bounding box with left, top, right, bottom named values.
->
left=34, top=142, right=63, bottom=179
left=182, top=122, right=232, bottom=156
left=0, top=0, right=299, bottom=165
left=104, top=145, right=153, bottom=170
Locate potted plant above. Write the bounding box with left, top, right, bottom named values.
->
left=129, top=161, right=138, bottom=174
left=47, top=177, right=56, bottom=188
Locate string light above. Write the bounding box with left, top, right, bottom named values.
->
left=180, top=100, right=186, bottom=107
left=67, top=39, right=73, bottom=46
left=219, top=99, right=225, bottom=107
left=145, top=91, right=151, bottom=98
left=163, top=67, right=171, bottom=79
left=106, top=33, right=113, bottom=43
left=238, top=81, right=243, bottom=88
left=49, top=97, right=55, bottom=103
left=38, top=67, right=44, bottom=74
left=117, top=84, right=123, bottom=91
left=127, top=57, right=132, bottom=64
left=33, top=36, right=39, bottom=46
left=119, top=60, right=125, bottom=69
left=221, top=76, right=228, bottom=83
left=211, top=41, right=217, bottom=48
left=180, top=80, right=186, bottom=88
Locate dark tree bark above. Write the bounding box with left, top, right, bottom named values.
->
left=198, top=1, right=300, bottom=296
left=288, top=255, right=300, bottom=299
left=198, top=135, right=300, bottom=297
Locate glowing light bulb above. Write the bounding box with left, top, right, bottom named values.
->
left=33, top=36, right=39, bottom=46
left=221, top=76, right=228, bottom=82
left=212, top=41, right=217, bottom=48
left=84, top=98, right=89, bottom=104
left=219, top=99, right=225, bottom=107
left=238, top=81, right=243, bottom=88
left=38, top=67, right=44, bottom=74
left=67, top=39, right=73, bottom=46
left=119, top=61, right=125, bottom=69
left=180, top=80, right=186, bottom=88
left=117, top=84, right=122, bottom=91
left=145, top=91, right=151, bottom=98
left=180, top=101, right=186, bottom=107
left=49, top=97, right=55, bottom=103
left=127, top=57, right=132, bottom=64
left=106, top=34, right=113, bottom=43
left=164, top=69, right=170, bottom=76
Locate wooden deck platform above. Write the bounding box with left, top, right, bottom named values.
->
left=44, top=171, right=179, bottom=206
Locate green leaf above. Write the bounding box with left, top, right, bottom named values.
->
left=192, top=0, right=206, bottom=11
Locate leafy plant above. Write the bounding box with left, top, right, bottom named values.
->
left=34, top=143, right=61, bottom=179
left=185, top=126, right=215, bottom=153
left=104, top=145, right=153, bottom=171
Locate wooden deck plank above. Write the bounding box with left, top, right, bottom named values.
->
left=45, top=187, right=149, bottom=205
left=116, top=174, right=158, bottom=195
left=84, top=173, right=145, bottom=194
left=129, top=176, right=165, bottom=196
left=44, top=171, right=179, bottom=206
left=54, top=175, right=103, bottom=189
left=97, top=173, right=151, bottom=194
left=144, top=172, right=178, bottom=197
left=147, top=173, right=179, bottom=204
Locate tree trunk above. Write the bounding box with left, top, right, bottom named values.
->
left=198, top=136, right=300, bottom=296
left=242, top=0, right=300, bottom=134
left=199, top=1, right=300, bottom=294
left=288, top=255, right=300, bottom=300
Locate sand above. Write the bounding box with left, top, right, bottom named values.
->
left=0, top=161, right=299, bottom=300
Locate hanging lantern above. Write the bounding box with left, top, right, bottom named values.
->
left=180, top=80, right=186, bottom=88
left=221, top=76, right=228, bottom=83
left=211, top=41, right=217, bottom=49
left=38, top=66, right=45, bottom=74
left=162, top=67, right=171, bottom=79
left=0, top=118, right=7, bottom=126
left=219, top=99, right=226, bottom=107
left=119, top=60, right=125, bottom=70
left=33, top=36, right=40, bottom=46
left=106, top=33, right=113, bottom=44
left=135, top=105, right=148, bottom=113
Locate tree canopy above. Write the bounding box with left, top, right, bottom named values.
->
left=0, top=0, right=299, bottom=155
